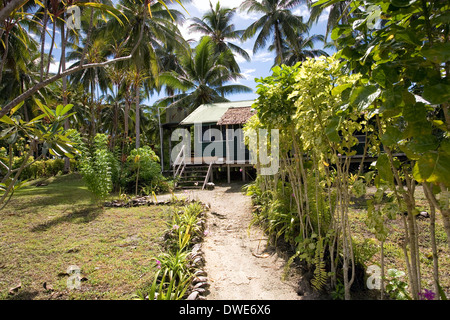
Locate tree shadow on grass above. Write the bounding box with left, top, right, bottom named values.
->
left=31, top=206, right=103, bottom=232
left=4, top=290, right=39, bottom=300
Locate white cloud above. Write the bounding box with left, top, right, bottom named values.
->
left=293, top=4, right=310, bottom=20
left=178, top=20, right=204, bottom=43
left=46, top=24, right=61, bottom=35
left=30, top=33, right=53, bottom=51
left=232, top=68, right=255, bottom=85
left=237, top=10, right=261, bottom=21
left=318, top=6, right=331, bottom=23
left=190, top=0, right=261, bottom=21
left=191, top=0, right=245, bottom=13
left=253, top=51, right=274, bottom=63
left=241, top=68, right=256, bottom=80
left=49, top=61, right=60, bottom=74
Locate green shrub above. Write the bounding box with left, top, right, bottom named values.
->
left=79, top=133, right=116, bottom=201
left=122, top=146, right=166, bottom=195
left=47, top=158, right=65, bottom=176
left=30, top=160, right=46, bottom=179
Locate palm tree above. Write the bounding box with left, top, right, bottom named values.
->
left=158, top=36, right=252, bottom=111
left=274, top=32, right=331, bottom=66
left=96, top=0, right=186, bottom=148
left=189, top=1, right=250, bottom=69
left=308, top=1, right=353, bottom=40
left=156, top=40, right=188, bottom=96
left=240, top=0, right=308, bottom=65
left=67, top=38, right=111, bottom=136
left=0, top=3, right=38, bottom=85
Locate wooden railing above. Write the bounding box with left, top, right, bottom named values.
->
left=173, top=144, right=186, bottom=179
left=202, top=162, right=213, bottom=190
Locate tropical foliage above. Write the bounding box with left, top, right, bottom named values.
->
left=1, top=0, right=447, bottom=301
left=245, top=0, right=449, bottom=300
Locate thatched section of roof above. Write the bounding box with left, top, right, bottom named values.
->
left=216, top=107, right=255, bottom=125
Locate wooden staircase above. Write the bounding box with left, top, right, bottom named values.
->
left=172, top=145, right=213, bottom=190
left=175, top=164, right=212, bottom=189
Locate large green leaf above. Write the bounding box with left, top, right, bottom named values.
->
left=331, top=25, right=352, bottom=41
left=332, top=83, right=353, bottom=96
left=413, top=151, right=450, bottom=186
left=403, top=102, right=428, bottom=124
left=372, top=63, right=399, bottom=88
left=380, top=126, right=403, bottom=147
left=349, top=85, right=381, bottom=111
left=405, top=134, right=439, bottom=154
left=325, top=116, right=341, bottom=143
left=376, top=153, right=394, bottom=186
left=421, top=42, right=450, bottom=64
left=422, top=82, right=450, bottom=104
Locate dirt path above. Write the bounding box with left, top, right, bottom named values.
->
left=181, top=182, right=301, bottom=300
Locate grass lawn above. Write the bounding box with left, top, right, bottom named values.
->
left=0, top=174, right=170, bottom=300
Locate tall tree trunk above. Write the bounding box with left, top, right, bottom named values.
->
left=124, top=98, right=130, bottom=140
left=0, top=30, right=10, bottom=84
left=0, top=0, right=28, bottom=22
left=91, top=79, right=96, bottom=137
left=40, top=1, right=48, bottom=81
left=45, top=19, right=57, bottom=78
left=135, top=85, right=140, bottom=149
left=274, top=20, right=283, bottom=65
left=111, top=101, right=118, bottom=151
left=61, top=21, right=70, bottom=174
left=423, top=184, right=440, bottom=299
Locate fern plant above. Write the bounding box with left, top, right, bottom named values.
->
left=311, top=237, right=328, bottom=291
left=79, top=134, right=115, bottom=202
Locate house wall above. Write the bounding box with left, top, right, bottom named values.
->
left=192, top=124, right=251, bottom=163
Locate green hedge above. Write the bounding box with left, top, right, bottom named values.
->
left=12, top=156, right=78, bottom=180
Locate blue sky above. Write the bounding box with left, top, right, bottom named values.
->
left=150, top=0, right=334, bottom=104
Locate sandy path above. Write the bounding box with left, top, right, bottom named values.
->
left=182, top=182, right=300, bottom=300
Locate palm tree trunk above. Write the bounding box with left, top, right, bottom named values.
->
left=274, top=20, right=283, bottom=65
left=124, top=99, right=130, bottom=139
left=0, top=30, right=10, bottom=84
left=135, top=85, right=140, bottom=149
left=40, top=1, right=48, bottom=81
left=61, top=21, right=70, bottom=174
left=111, top=101, right=118, bottom=151
left=0, top=0, right=28, bottom=21
left=45, top=19, right=57, bottom=78
left=91, top=79, right=96, bottom=136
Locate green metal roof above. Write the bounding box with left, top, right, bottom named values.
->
left=180, top=100, right=255, bottom=125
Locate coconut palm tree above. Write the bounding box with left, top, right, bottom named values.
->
left=240, top=0, right=308, bottom=65
left=274, top=32, right=332, bottom=66
left=158, top=36, right=252, bottom=111
left=0, top=3, right=38, bottom=85
left=96, top=0, right=186, bottom=147
left=308, top=0, right=353, bottom=40
left=67, top=38, right=111, bottom=136
left=189, top=1, right=250, bottom=70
